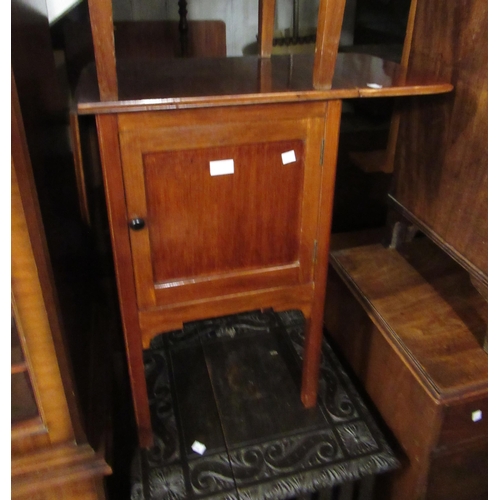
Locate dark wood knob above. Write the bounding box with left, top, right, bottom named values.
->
left=129, top=218, right=146, bottom=231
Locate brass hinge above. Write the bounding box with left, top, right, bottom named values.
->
left=320, top=139, right=325, bottom=166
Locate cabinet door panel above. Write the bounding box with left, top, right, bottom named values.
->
left=119, top=104, right=325, bottom=309
left=145, top=140, right=304, bottom=282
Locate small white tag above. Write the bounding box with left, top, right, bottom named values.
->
left=367, top=82, right=383, bottom=89
left=472, top=410, right=482, bottom=422
left=210, top=159, right=234, bottom=176
left=191, top=441, right=206, bottom=455
left=281, top=150, right=296, bottom=165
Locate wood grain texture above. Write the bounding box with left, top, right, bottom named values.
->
left=391, top=0, right=487, bottom=284
left=139, top=283, right=315, bottom=347
left=95, top=114, right=153, bottom=448
left=382, top=0, right=420, bottom=173
left=301, top=100, right=341, bottom=407
left=324, top=270, right=440, bottom=499
left=258, top=0, right=277, bottom=57
left=113, top=20, right=227, bottom=59
left=329, top=242, right=487, bottom=397
left=117, top=103, right=324, bottom=311
left=76, top=53, right=453, bottom=115
left=313, top=0, right=347, bottom=89
left=12, top=443, right=110, bottom=499
left=325, top=238, right=488, bottom=499
left=87, top=0, right=118, bottom=100
left=69, top=112, right=91, bottom=225
left=11, top=77, right=79, bottom=453
left=426, top=438, right=487, bottom=500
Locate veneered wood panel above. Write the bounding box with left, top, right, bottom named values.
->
left=301, top=100, right=341, bottom=407
left=118, top=103, right=325, bottom=310
left=426, top=439, right=488, bottom=500
left=329, top=243, right=487, bottom=397
left=144, top=140, right=304, bottom=282
left=325, top=238, right=488, bottom=499
left=392, top=0, right=487, bottom=283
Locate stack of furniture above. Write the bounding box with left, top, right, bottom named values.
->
left=73, top=0, right=452, bottom=454
left=325, top=0, right=488, bottom=498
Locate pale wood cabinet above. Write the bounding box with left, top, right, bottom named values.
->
left=11, top=77, right=111, bottom=499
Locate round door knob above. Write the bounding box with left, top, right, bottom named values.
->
left=129, top=218, right=146, bottom=231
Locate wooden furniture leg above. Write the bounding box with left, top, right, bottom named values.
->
left=96, top=114, right=153, bottom=448
left=301, top=100, right=341, bottom=407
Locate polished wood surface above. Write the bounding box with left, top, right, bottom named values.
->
left=313, top=0, right=347, bottom=89
left=76, top=53, right=453, bottom=114
left=87, top=0, right=117, bottom=100
left=330, top=242, right=487, bottom=396
left=258, top=0, right=276, bottom=57
left=12, top=442, right=110, bottom=499
left=95, top=114, right=153, bottom=448
left=301, top=100, right=341, bottom=407
left=12, top=72, right=111, bottom=497
left=326, top=237, right=487, bottom=499
left=78, top=0, right=455, bottom=454
left=391, top=0, right=487, bottom=285
left=117, top=103, right=323, bottom=310
left=114, top=20, right=227, bottom=60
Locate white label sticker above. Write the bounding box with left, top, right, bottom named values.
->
left=281, top=150, right=297, bottom=165
left=472, top=410, right=482, bottom=422
left=367, top=82, right=383, bottom=89
left=210, top=159, right=234, bottom=176
left=191, top=441, right=206, bottom=455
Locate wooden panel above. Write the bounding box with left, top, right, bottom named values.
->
left=113, top=20, right=226, bottom=59
left=139, top=283, right=315, bottom=347
left=144, top=140, right=304, bottom=283
left=329, top=242, right=487, bottom=397
left=301, top=100, right=341, bottom=407
left=258, top=0, right=276, bottom=57
left=391, top=0, right=487, bottom=283
left=426, top=439, right=487, bottom=500
left=76, top=53, right=453, bottom=115
left=170, top=345, right=227, bottom=458
left=12, top=443, right=110, bottom=499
